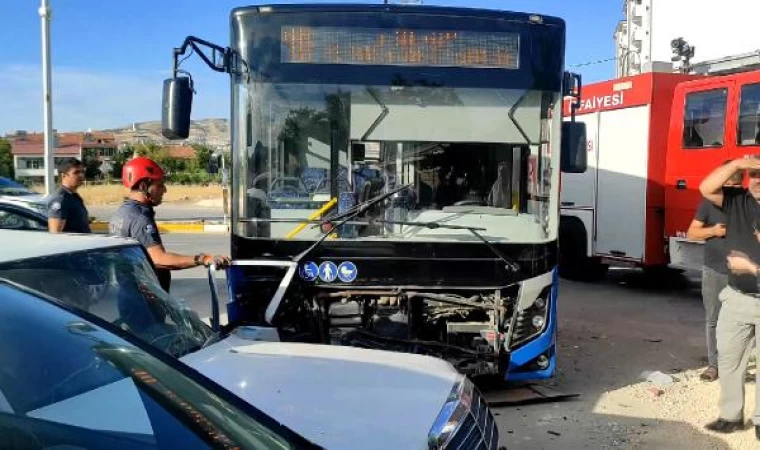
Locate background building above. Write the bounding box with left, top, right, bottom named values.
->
left=614, top=0, right=760, bottom=77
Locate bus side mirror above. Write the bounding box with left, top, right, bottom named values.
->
left=162, top=77, right=193, bottom=140
left=561, top=121, right=587, bottom=173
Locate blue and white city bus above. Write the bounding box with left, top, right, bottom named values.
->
left=161, top=3, right=586, bottom=382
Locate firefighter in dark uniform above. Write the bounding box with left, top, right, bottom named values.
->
left=109, top=156, right=230, bottom=293
left=48, top=158, right=91, bottom=234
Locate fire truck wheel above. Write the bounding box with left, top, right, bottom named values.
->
left=560, top=256, right=609, bottom=282
left=559, top=217, right=609, bottom=282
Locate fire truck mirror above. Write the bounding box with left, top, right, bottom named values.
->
left=561, top=121, right=587, bottom=174
left=162, top=76, right=193, bottom=140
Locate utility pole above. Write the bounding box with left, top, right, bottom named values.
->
left=39, top=0, right=55, bottom=196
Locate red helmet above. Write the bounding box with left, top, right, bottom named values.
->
left=122, top=156, right=165, bottom=189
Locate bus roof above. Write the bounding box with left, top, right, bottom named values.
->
left=231, top=3, right=564, bottom=27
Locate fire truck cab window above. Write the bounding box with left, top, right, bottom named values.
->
left=682, top=89, right=728, bottom=149
left=738, top=84, right=760, bottom=146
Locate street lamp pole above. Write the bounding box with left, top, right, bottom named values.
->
left=39, top=0, right=55, bottom=196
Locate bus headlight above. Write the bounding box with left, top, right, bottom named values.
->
left=510, top=286, right=551, bottom=349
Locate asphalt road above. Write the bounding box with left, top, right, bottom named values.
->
left=162, top=233, right=710, bottom=448
left=162, top=233, right=231, bottom=320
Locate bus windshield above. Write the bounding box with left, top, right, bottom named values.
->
left=235, top=82, right=558, bottom=243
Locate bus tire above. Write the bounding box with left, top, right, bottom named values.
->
left=559, top=217, right=609, bottom=282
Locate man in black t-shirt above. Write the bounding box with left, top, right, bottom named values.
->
left=47, top=158, right=91, bottom=234
left=700, top=156, right=760, bottom=438
left=687, top=165, right=743, bottom=382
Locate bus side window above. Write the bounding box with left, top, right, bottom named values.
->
left=738, top=83, right=760, bottom=146
left=682, top=88, right=728, bottom=149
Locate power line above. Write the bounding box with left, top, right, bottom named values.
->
left=569, top=56, right=617, bottom=68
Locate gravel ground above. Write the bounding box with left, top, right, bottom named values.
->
left=600, top=364, right=758, bottom=449
left=495, top=268, right=760, bottom=449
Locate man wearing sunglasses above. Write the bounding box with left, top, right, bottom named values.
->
left=700, top=156, right=760, bottom=439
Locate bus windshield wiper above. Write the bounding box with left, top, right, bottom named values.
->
left=311, top=183, right=411, bottom=228
left=373, top=219, right=521, bottom=273
left=291, top=216, right=520, bottom=273
left=293, top=184, right=411, bottom=263
left=237, top=185, right=519, bottom=272
left=466, top=228, right=521, bottom=273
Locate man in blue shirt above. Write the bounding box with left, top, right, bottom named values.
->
left=109, top=156, right=229, bottom=293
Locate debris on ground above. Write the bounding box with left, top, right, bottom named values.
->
left=483, top=383, right=579, bottom=406
left=647, top=386, right=665, bottom=398
left=640, top=370, right=676, bottom=386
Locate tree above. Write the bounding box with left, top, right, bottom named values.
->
left=192, top=144, right=214, bottom=173
left=111, top=146, right=133, bottom=180
left=0, top=138, right=13, bottom=179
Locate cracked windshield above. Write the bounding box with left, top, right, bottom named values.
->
left=0, top=247, right=213, bottom=358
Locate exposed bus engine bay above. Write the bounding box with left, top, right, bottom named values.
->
left=227, top=260, right=553, bottom=377
left=314, top=287, right=517, bottom=376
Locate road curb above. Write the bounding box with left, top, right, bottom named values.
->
left=90, top=221, right=229, bottom=234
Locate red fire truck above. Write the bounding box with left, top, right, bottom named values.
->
left=559, top=70, right=760, bottom=280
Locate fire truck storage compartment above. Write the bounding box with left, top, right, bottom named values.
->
left=595, top=106, right=651, bottom=260
left=561, top=104, right=651, bottom=262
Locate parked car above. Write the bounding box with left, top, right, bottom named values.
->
left=0, top=277, right=320, bottom=449
left=0, top=229, right=502, bottom=450
left=0, top=176, right=48, bottom=215
left=0, top=201, right=47, bottom=231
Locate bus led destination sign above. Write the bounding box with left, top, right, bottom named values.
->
left=281, top=26, right=520, bottom=69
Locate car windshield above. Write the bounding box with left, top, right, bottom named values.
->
left=0, top=246, right=215, bottom=358
left=0, top=281, right=309, bottom=449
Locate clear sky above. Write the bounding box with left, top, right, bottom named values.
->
left=0, top=0, right=623, bottom=133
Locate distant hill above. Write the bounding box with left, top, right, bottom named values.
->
left=109, top=118, right=230, bottom=149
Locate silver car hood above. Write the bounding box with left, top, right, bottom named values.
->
left=180, top=333, right=461, bottom=450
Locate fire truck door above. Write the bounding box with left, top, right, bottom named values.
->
left=665, top=84, right=732, bottom=240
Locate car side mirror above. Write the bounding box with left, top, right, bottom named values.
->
left=561, top=121, right=588, bottom=173
left=162, top=77, right=193, bottom=140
